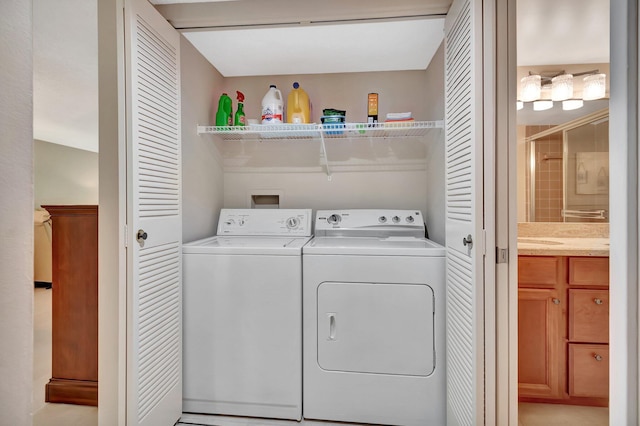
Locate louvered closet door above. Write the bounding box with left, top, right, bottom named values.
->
left=125, top=0, right=182, bottom=424
left=444, top=0, right=485, bottom=424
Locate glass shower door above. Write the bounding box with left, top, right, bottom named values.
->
left=563, top=117, right=609, bottom=222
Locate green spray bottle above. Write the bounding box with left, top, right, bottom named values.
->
left=235, top=91, right=246, bottom=126
left=215, top=92, right=232, bottom=126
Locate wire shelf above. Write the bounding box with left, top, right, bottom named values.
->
left=197, top=121, right=443, bottom=141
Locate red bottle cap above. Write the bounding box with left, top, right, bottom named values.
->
left=236, top=91, right=245, bottom=102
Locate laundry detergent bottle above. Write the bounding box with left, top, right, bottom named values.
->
left=286, top=82, right=311, bottom=124
left=234, top=91, right=246, bottom=126
left=215, top=92, right=233, bottom=126
left=261, top=85, right=283, bottom=124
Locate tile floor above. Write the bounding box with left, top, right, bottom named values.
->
left=34, top=288, right=608, bottom=426
left=518, top=402, right=608, bottom=426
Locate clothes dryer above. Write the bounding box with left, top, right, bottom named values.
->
left=182, top=209, right=312, bottom=421
left=302, top=209, right=446, bottom=426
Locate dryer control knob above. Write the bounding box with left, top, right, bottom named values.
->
left=286, top=217, right=299, bottom=229
left=327, top=214, right=342, bottom=225
left=406, top=216, right=415, bottom=223
left=392, top=216, right=401, bottom=223
left=378, top=216, right=387, bottom=223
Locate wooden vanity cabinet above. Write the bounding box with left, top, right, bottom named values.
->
left=517, top=256, right=565, bottom=400
left=42, top=205, right=98, bottom=406
left=518, top=255, right=609, bottom=407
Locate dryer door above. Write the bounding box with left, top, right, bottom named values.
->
left=317, top=282, right=435, bottom=376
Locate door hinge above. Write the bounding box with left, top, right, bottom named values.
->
left=496, top=247, right=508, bottom=264
left=482, top=229, right=487, bottom=256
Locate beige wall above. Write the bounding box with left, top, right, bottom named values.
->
left=215, top=58, right=445, bottom=237
left=181, top=35, right=226, bottom=243
left=423, top=43, right=445, bottom=244
left=34, top=140, right=99, bottom=208
left=517, top=125, right=527, bottom=222
left=0, top=0, right=34, bottom=424
left=222, top=70, right=432, bottom=125
left=223, top=171, right=429, bottom=214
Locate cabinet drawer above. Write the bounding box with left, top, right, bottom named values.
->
left=568, top=344, right=609, bottom=398
left=569, top=290, right=609, bottom=343
left=569, top=257, right=609, bottom=287
left=518, top=256, right=563, bottom=287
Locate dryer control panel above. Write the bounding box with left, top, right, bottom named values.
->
left=217, top=209, right=313, bottom=236
left=314, top=209, right=425, bottom=237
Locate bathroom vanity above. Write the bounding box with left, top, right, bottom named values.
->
left=517, top=226, right=609, bottom=407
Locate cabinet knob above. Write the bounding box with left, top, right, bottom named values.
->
left=594, top=298, right=603, bottom=305
left=594, top=354, right=603, bottom=361
left=552, top=298, right=560, bottom=305
left=462, top=234, right=473, bottom=248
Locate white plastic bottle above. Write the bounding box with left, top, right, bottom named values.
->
left=261, top=85, right=284, bottom=124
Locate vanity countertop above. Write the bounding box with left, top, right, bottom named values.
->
left=517, top=237, right=610, bottom=256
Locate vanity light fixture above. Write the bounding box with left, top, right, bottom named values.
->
left=517, top=69, right=607, bottom=112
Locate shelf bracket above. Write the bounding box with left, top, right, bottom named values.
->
left=319, top=131, right=332, bottom=180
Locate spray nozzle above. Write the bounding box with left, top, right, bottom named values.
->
left=236, top=91, right=245, bottom=103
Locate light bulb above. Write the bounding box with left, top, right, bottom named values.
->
left=562, top=99, right=584, bottom=111
left=551, top=74, right=573, bottom=101
left=533, top=100, right=553, bottom=111
left=520, top=75, right=541, bottom=102
left=583, top=74, right=606, bottom=100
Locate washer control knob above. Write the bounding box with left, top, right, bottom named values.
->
left=327, top=214, right=342, bottom=225
left=406, top=216, right=415, bottom=223
left=286, top=217, right=299, bottom=229
left=225, top=219, right=235, bottom=226
left=238, top=219, right=245, bottom=226
left=392, top=216, right=401, bottom=223
left=378, top=216, right=387, bottom=223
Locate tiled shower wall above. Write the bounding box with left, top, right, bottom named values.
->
left=527, top=126, right=564, bottom=222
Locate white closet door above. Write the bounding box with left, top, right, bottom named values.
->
left=444, top=0, right=485, bottom=424
left=125, top=0, right=182, bottom=424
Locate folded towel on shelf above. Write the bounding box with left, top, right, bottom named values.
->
left=385, top=112, right=413, bottom=121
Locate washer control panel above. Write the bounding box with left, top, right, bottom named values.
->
left=315, top=209, right=425, bottom=237
left=217, top=209, right=312, bottom=236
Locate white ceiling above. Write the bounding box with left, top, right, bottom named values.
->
left=517, top=0, right=609, bottom=66
left=32, top=0, right=610, bottom=153
left=182, top=19, right=445, bottom=77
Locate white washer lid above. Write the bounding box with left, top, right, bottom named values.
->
left=303, top=236, right=445, bottom=256
left=183, top=235, right=311, bottom=255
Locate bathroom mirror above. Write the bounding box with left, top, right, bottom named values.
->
left=524, top=109, right=609, bottom=222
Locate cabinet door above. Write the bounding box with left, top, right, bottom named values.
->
left=568, top=343, right=609, bottom=398
left=518, top=256, right=563, bottom=288
left=569, top=289, right=609, bottom=343
left=518, top=288, right=564, bottom=399
left=568, top=257, right=609, bottom=287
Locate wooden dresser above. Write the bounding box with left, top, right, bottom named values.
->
left=518, top=255, right=609, bottom=407
left=42, top=205, right=98, bottom=406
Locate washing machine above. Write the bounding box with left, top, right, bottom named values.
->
left=302, top=209, right=446, bottom=426
left=182, top=208, right=312, bottom=421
